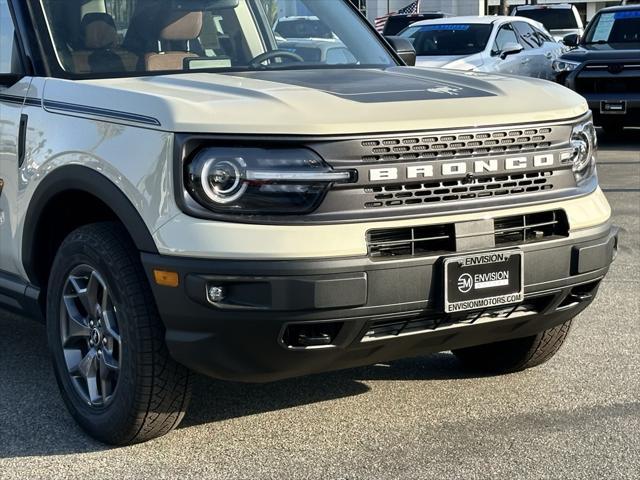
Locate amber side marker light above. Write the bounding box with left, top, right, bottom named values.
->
left=154, top=270, right=180, bottom=288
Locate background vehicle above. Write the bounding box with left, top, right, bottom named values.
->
left=273, top=15, right=336, bottom=40
left=278, top=38, right=357, bottom=64
left=381, top=11, right=449, bottom=36
left=553, top=5, right=640, bottom=134
left=399, top=16, right=564, bottom=80
left=511, top=4, right=584, bottom=43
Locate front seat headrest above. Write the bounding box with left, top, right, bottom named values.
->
left=159, top=11, right=204, bottom=41
left=82, top=12, right=118, bottom=49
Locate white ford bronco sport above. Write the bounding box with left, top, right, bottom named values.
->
left=0, top=0, right=618, bottom=445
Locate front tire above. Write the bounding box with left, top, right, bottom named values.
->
left=47, top=222, right=192, bottom=445
left=452, top=320, right=573, bottom=374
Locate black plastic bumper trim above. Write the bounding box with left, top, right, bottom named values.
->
left=141, top=223, right=617, bottom=382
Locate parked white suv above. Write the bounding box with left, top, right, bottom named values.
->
left=511, top=4, right=585, bottom=42
left=399, top=16, right=564, bottom=80
left=0, top=0, right=617, bottom=445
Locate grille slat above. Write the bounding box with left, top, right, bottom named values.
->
left=367, top=210, right=569, bottom=259
left=360, top=127, right=555, bottom=163
left=364, top=171, right=555, bottom=209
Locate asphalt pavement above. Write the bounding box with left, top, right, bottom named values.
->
left=0, top=130, right=638, bottom=480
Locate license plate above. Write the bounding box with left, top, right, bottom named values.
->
left=444, top=250, right=524, bottom=313
left=600, top=100, right=627, bottom=115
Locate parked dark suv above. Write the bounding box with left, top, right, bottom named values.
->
left=553, top=5, right=640, bottom=134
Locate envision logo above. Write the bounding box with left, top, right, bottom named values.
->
left=458, top=273, right=473, bottom=293
left=369, top=154, right=558, bottom=182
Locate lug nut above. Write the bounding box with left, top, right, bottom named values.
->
left=103, top=338, right=108, bottom=346
left=89, top=321, right=94, bottom=327
left=89, top=340, right=94, bottom=347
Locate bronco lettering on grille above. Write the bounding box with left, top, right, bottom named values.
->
left=368, top=153, right=563, bottom=183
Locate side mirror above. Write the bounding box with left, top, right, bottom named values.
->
left=563, top=34, right=580, bottom=47
left=385, top=36, right=417, bottom=66
left=500, top=42, right=524, bottom=60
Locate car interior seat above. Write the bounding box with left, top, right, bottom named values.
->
left=145, top=11, right=204, bottom=71
left=72, top=13, right=138, bottom=73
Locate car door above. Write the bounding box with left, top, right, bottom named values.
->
left=490, top=22, right=524, bottom=76
left=0, top=0, right=30, bottom=276
left=533, top=25, right=564, bottom=80
left=512, top=21, right=546, bottom=78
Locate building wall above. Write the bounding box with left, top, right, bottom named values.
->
left=487, top=1, right=620, bottom=21
left=367, top=0, right=620, bottom=22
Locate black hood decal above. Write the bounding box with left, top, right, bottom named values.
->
left=229, top=69, right=496, bottom=103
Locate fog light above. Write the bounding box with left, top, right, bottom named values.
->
left=207, top=285, right=226, bottom=304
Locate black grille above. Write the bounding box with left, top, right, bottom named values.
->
left=577, top=77, right=639, bottom=94
left=360, top=127, right=554, bottom=163
left=367, top=224, right=455, bottom=257
left=576, top=64, right=640, bottom=94
left=494, top=210, right=569, bottom=245
left=362, top=300, right=546, bottom=342
left=367, top=210, right=568, bottom=258
left=364, top=171, right=555, bottom=209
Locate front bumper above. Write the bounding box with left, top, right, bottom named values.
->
left=563, top=65, right=640, bottom=127
left=142, top=222, right=618, bottom=383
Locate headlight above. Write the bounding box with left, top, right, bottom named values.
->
left=552, top=59, right=580, bottom=73
left=570, top=118, right=597, bottom=182
left=185, top=147, right=354, bottom=215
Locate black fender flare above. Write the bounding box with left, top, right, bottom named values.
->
left=22, top=165, right=159, bottom=283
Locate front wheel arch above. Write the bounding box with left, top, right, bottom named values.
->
left=22, top=165, right=158, bottom=291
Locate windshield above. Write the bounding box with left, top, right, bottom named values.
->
left=37, top=0, right=396, bottom=77
left=399, top=24, right=493, bottom=56
left=515, top=8, right=579, bottom=30
left=583, top=10, right=640, bottom=43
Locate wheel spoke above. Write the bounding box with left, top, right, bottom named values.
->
left=100, top=378, right=112, bottom=404
left=100, top=350, right=119, bottom=373
left=73, top=349, right=98, bottom=379
left=103, top=310, right=121, bottom=344
left=85, top=271, right=102, bottom=313
left=69, top=276, right=92, bottom=317
left=86, top=375, right=101, bottom=404
left=62, top=296, right=91, bottom=344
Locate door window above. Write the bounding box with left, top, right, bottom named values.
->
left=493, top=23, right=519, bottom=53
left=513, top=21, right=542, bottom=49
left=0, top=0, right=22, bottom=75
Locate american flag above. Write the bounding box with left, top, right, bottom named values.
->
left=374, top=0, right=421, bottom=33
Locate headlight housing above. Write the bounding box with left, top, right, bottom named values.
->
left=570, top=118, right=597, bottom=183
left=185, top=147, right=354, bottom=215
left=552, top=59, right=581, bottom=73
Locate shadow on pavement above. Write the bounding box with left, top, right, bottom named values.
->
left=0, top=311, right=473, bottom=458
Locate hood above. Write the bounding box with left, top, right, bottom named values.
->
left=41, top=67, right=588, bottom=135
left=562, top=43, right=640, bottom=62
